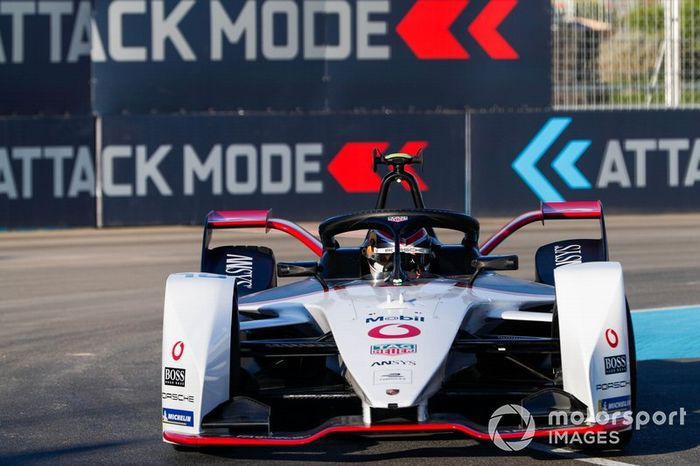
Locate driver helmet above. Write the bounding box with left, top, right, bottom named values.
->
left=363, top=228, right=433, bottom=279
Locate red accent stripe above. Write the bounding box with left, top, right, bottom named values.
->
left=207, top=210, right=269, bottom=227
left=164, top=419, right=629, bottom=447
left=267, top=219, right=323, bottom=257
left=540, top=201, right=602, bottom=219
left=206, top=210, right=323, bottom=257
left=479, top=201, right=602, bottom=255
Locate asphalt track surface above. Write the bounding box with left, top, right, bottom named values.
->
left=1, top=214, right=699, bottom=465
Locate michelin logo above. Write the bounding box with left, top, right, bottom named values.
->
left=163, top=408, right=194, bottom=427
left=598, top=395, right=632, bottom=413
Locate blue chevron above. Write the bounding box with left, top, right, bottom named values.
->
left=511, top=117, right=571, bottom=202
left=552, top=140, right=592, bottom=189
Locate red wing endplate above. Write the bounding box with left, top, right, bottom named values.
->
left=479, top=201, right=604, bottom=255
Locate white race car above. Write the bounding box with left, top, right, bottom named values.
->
left=161, top=153, right=635, bottom=450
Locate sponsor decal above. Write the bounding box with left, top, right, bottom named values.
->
left=386, top=389, right=400, bottom=396
left=553, top=244, right=583, bottom=267
left=371, top=360, right=416, bottom=367
left=164, top=367, right=186, bottom=387
left=387, top=216, right=409, bottom=223
left=605, top=328, right=619, bottom=348
left=162, top=392, right=195, bottom=404
left=171, top=341, right=185, bottom=361
left=370, top=343, right=417, bottom=355
left=366, top=314, right=424, bottom=324
left=225, top=254, right=253, bottom=289
left=374, top=369, right=412, bottom=385
left=598, top=395, right=632, bottom=413
left=596, top=380, right=629, bottom=391
left=603, top=355, right=627, bottom=375
left=162, top=408, right=194, bottom=427
left=368, top=324, right=420, bottom=339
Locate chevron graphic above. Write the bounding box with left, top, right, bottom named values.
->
left=511, top=117, right=592, bottom=202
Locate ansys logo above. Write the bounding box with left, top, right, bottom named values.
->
left=488, top=404, right=536, bottom=451
left=512, top=117, right=592, bottom=202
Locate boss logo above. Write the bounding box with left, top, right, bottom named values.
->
left=164, top=367, right=186, bottom=387
left=604, top=355, right=627, bottom=375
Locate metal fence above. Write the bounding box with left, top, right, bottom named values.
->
left=553, top=0, right=700, bottom=109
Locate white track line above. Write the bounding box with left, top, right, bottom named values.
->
left=528, top=442, right=639, bottom=466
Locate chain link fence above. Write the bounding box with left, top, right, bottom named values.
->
left=553, top=0, right=700, bottom=109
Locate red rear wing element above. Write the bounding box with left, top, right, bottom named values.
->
left=207, top=210, right=270, bottom=228
left=479, top=201, right=605, bottom=255
left=204, top=210, right=323, bottom=257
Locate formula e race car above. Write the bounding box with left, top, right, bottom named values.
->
left=162, top=152, right=636, bottom=450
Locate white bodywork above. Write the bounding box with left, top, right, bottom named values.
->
left=162, top=262, right=633, bottom=435
left=555, top=262, right=631, bottom=422
left=292, top=280, right=551, bottom=417
left=162, top=273, right=235, bottom=435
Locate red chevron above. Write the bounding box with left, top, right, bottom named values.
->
left=468, top=0, right=519, bottom=59
left=328, top=142, right=388, bottom=193
left=328, top=142, right=429, bottom=193
left=396, top=0, right=469, bottom=60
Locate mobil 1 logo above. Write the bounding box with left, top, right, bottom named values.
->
left=603, top=355, right=627, bottom=375
left=164, top=367, right=186, bottom=387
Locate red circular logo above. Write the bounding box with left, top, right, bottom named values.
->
left=605, top=329, right=619, bottom=348
left=171, top=341, right=185, bottom=361
left=368, top=324, right=421, bottom=339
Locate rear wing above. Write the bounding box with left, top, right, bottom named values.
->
left=202, top=210, right=323, bottom=260
left=479, top=201, right=607, bottom=256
